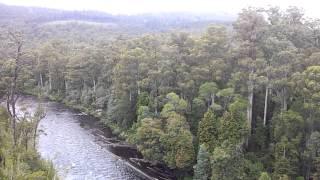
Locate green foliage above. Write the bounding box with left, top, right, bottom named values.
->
left=258, top=172, right=271, bottom=180
left=107, top=94, right=135, bottom=129
left=137, top=106, right=152, bottom=122
left=0, top=107, right=56, bottom=179
left=198, top=109, right=219, bottom=152
left=243, top=160, right=265, bottom=180
left=211, top=143, right=246, bottom=180
left=190, top=98, right=206, bottom=134
left=135, top=118, right=164, bottom=162
left=137, top=92, right=150, bottom=109
left=219, top=111, right=248, bottom=146
left=199, top=82, right=218, bottom=107
left=272, top=111, right=303, bottom=178
left=217, top=88, right=236, bottom=110
left=273, top=136, right=300, bottom=178
left=193, top=144, right=211, bottom=180
left=134, top=112, right=195, bottom=169
left=273, top=110, right=304, bottom=141
left=304, top=131, right=320, bottom=179
left=296, top=177, right=305, bottom=180
left=161, top=92, right=188, bottom=117
left=161, top=113, right=195, bottom=169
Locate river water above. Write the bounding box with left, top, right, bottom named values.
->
left=16, top=96, right=174, bottom=180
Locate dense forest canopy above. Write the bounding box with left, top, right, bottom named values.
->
left=1, top=3, right=320, bottom=180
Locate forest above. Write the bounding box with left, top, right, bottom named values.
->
left=1, top=3, right=320, bottom=180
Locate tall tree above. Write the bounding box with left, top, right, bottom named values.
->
left=233, top=8, right=267, bottom=135
left=198, top=109, right=219, bottom=152
left=193, top=144, right=211, bottom=180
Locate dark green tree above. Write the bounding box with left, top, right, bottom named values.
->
left=193, top=144, right=211, bottom=180
left=198, top=109, right=219, bottom=152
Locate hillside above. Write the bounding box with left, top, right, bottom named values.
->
left=0, top=3, right=234, bottom=43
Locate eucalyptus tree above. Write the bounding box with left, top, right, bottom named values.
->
left=233, top=7, right=268, bottom=134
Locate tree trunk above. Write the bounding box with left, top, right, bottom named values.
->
left=33, top=119, right=40, bottom=149
left=282, top=88, right=288, bottom=111
left=93, top=78, right=96, bottom=93
left=25, top=132, right=28, bottom=151
left=6, top=93, right=12, bottom=117
left=65, top=80, right=68, bottom=93
left=40, top=72, right=43, bottom=88
left=33, top=127, right=37, bottom=149
left=306, top=162, right=311, bottom=180
left=263, top=87, right=269, bottom=126
left=11, top=94, right=17, bottom=146
left=283, top=97, right=287, bottom=112
left=6, top=34, right=23, bottom=146
left=154, top=97, right=158, bottom=115
left=246, top=86, right=254, bottom=147
left=10, top=64, right=19, bottom=146
left=211, top=94, right=215, bottom=107
left=48, top=72, right=52, bottom=91
left=10, top=42, right=22, bottom=146
left=247, top=85, right=254, bottom=134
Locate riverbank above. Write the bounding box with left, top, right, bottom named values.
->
left=49, top=95, right=177, bottom=180
left=45, top=93, right=127, bottom=139
left=24, top=92, right=176, bottom=180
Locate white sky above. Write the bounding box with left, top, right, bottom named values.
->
left=0, top=0, right=320, bottom=17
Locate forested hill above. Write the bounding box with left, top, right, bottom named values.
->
left=0, top=3, right=234, bottom=41
left=0, top=3, right=116, bottom=23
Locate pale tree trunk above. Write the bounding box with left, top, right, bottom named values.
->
left=246, top=86, right=254, bottom=146
left=155, top=104, right=158, bottom=115
left=11, top=92, right=18, bottom=146
left=65, top=80, right=68, bottom=93
left=7, top=40, right=22, bottom=146
left=137, top=60, right=141, bottom=96
left=37, top=53, right=43, bottom=89
left=263, top=87, right=269, bottom=126
left=211, top=94, right=215, bottom=107
left=282, top=88, right=288, bottom=111
left=6, top=93, right=12, bottom=117
left=33, top=108, right=45, bottom=149
left=283, top=98, right=287, bottom=112
left=93, top=78, right=96, bottom=101
left=93, top=78, right=96, bottom=93
left=40, top=72, right=43, bottom=88
left=247, top=84, right=254, bottom=134
left=11, top=41, right=22, bottom=146
left=33, top=123, right=39, bottom=148
left=154, top=96, right=158, bottom=115
left=48, top=72, right=52, bottom=91
left=155, top=105, right=158, bottom=115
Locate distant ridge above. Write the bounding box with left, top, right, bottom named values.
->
left=0, top=3, right=235, bottom=25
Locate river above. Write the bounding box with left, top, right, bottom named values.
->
left=16, top=96, right=175, bottom=180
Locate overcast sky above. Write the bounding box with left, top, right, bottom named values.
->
left=0, top=0, right=319, bottom=17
